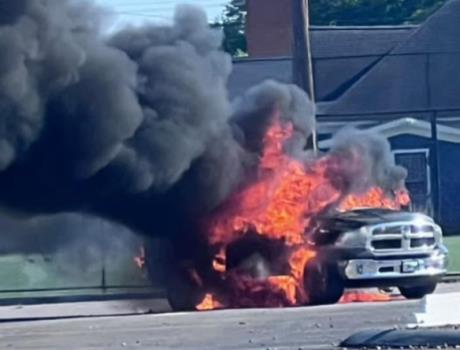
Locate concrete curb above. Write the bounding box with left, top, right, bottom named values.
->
left=412, top=292, right=460, bottom=327
left=0, top=298, right=171, bottom=322
left=341, top=328, right=460, bottom=348
left=443, top=272, right=460, bottom=283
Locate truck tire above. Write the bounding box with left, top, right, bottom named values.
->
left=398, top=282, right=437, bottom=299
left=166, top=266, right=205, bottom=312
left=304, top=261, right=344, bottom=305
left=143, top=238, right=174, bottom=286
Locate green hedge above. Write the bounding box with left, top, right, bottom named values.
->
left=445, top=236, right=460, bottom=272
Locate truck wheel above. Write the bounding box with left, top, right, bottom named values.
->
left=166, top=267, right=204, bottom=312
left=304, top=261, right=344, bottom=305
left=398, top=282, right=437, bottom=299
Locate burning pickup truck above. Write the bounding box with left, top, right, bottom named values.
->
left=149, top=207, right=448, bottom=311
left=306, top=208, right=448, bottom=304
left=144, top=119, right=447, bottom=311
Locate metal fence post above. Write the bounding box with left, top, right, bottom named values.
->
left=101, top=261, right=107, bottom=293
left=430, top=111, right=441, bottom=222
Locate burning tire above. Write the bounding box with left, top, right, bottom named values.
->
left=143, top=239, right=205, bottom=311
left=226, top=233, right=286, bottom=277
left=398, top=282, right=437, bottom=299
left=304, top=260, right=344, bottom=305
left=166, top=264, right=206, bottom=311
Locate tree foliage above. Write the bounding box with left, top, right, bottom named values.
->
left=213, top=0, right=247, bottom=57
left=218, top=0, right=449, bottom=56
left=310, top=0, right=448, bottom=26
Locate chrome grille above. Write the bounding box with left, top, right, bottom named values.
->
left=369, top=222, right=437, bottom=254
left=371, top=239, right=402, bottom=250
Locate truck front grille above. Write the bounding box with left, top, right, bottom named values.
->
left=371, top=239, right=402, bottom=250
left=370, top=223, right=437, bottom=254
left=410, top=237, right=436, bottom=248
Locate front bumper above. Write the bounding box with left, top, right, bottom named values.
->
left=341, top=247, right=448, bottom=280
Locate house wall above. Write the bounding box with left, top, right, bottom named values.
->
left=319, top=131, right=460, bottom=233
left=390, top=135, right=460, bottom=234
left=246, top=0, right=292, bottom=57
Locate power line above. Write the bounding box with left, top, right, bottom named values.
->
left=115, top=0, right=225, bottom=6
left=99, top=0, right=228, bottom=10
left=114, top=11, right=172, bottom=20
left=115, top=4, right=228, bottom=12
left=99, top=0, right=229, bottom=22
left=113, top=0, right=224, bottom=4
left=113, top=10, right=227, bottom=22
left=101, top=0, right=224, bottom=5
left=117, top=5, right=228, bottom=14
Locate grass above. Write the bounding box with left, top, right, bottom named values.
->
left=445, top=235, right=460, bottom=272
left=0, top=236, right=458, bottom=300
left=0, top=253, right=149, bottom=300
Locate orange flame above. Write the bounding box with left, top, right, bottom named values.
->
left=133, top=246, right=146, bottom=270
left=196, top=293, right=224, bottom=311
left=266, top=276, right=298, bottom=305
left=340, top=290, right=393, bottom=303
left=196, top=115, right=410, bottom=310
left=212, top=248, right=227, bottom=274
left=340, top=187, right=410, bottom=211
left=208, top=118, right=341, bottom=247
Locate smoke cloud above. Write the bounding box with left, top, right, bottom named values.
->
left=231, top=80, right=316, bottom=156
left=0, top=0, right=406, bottom=248
left=0, top=1, right=244, bottom=237
left=326, top=127, right=407, bottom=195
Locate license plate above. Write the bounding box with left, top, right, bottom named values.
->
left=402, top=260, right=419, bottom=273
left=356, top=261, right=377, bottom=275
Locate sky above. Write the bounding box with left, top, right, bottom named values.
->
left=94, top=0, right=227, bottom=28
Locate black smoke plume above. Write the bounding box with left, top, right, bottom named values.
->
left=0, top=1, right=246, bottom=239
left=0, top=0, right=406, bottom=249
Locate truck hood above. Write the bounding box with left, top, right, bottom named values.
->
left=321, top=209, right=434, bottom=226
left=311, top=209, right=437, bottom=246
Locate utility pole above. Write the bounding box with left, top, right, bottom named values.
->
left=291, top=0, right=317, bottom=151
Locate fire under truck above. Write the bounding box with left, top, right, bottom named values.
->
left=145, top=208, right=448, bottom=311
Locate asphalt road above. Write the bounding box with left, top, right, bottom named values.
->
left=0, top=284, right=458, bottom=350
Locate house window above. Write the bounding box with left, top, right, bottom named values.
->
left=393, top=149, right=431, bottom=214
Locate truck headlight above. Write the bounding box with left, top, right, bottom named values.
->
left=433, top=224, right=443, bottom=244
left=430, top=245, right=449, bottom=270
left=335, top=227, right=369, bottom=248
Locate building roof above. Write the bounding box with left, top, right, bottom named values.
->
left=312, top=25, right=416, bottom=101
left=229, top=57, right=292, bottom=99
left=229, top=25, right=416, bottom=100
left=320, top=0, right=460, bottom=117
left=310, top=25, right=416, bottom=59
left=318, top=117, right=460, bottom=149
left=231, top=0, right=460, bottom=117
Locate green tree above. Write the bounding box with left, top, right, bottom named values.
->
left=217, top=0, right=449, bottom=56
left=310, top=0, right=449, bottom=26
left=213, top=0, right=247, bottom=57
